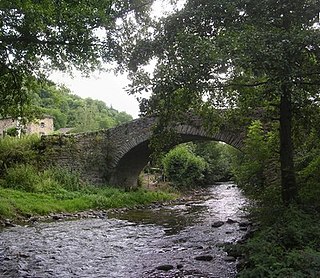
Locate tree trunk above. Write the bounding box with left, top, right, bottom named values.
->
left=279, top=83, right=298, bottom=205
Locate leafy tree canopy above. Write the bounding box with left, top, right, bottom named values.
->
left=124, top=0, right=320, bottom=204
left=0, top=0, right=154, bottom=118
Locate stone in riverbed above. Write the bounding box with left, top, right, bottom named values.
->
left=156, top=265, right=174, bottom=271
left=194, top=255, right=214, bottom=261
left=224, top=256, right=236, bottom=262
left=226, top=218, right=237, bottom=224
left=239, top=221, right=252, bottom=227
left=212, top=221, right=224, bottom=228
left=4, top=220, right=16, bottom=227
left=52, top=215, right=62, bottom=220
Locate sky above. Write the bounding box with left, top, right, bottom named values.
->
left=50, top=70, right=139, bottom=118
left=49, top=0, right=186, bottom=119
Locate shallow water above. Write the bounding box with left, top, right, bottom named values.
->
left=0, top=182, right=247, bottom=278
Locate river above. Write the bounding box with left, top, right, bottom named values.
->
left=0, top=182, right=248, bottom=278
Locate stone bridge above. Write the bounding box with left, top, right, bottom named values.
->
left=40, top=116, right=245, bottom=188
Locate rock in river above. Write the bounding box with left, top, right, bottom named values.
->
left=212, top=221, right=224, bottom=228
left=195, top=255, right=214, bottom=261
left=156, top=264, right=174, bottom=271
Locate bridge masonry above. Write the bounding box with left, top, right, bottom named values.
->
left=39, top=116, right=245, bottom=188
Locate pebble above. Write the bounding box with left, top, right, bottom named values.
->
left=226, top=218, right=237, bottom=224
left=224, top=256, right=236, bottom=262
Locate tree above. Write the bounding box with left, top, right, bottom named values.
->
left=34, top=83, right=132, bottom=131
left=193, top=141, right=234, bottom=183
left=124, top=0, right=320, bottom=204
left=0, top=0, right=154, bottom=118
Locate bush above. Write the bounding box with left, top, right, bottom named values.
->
left=2, top=164, right=41, bottom=192
left=5, top=127, right=19, bottom=137
left=297, top=148, right=320, bottom=208
left=238, top=206, right=320, bottom=278
left=162, top=144, right=206, bottom=188
left=0, top=135, right=40, bottom=176
left=193, top=141, right=234, bottom=183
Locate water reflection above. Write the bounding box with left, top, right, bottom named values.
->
left=109, top=203, right=208, bottom=235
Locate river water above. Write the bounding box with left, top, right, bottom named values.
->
left=0, top=182, right=247, bottom=278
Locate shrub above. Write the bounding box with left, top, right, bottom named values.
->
left=2, top=164, right=41, bottom=192
left=238, top=206, right=320, bottom=278
left=162, top=144, right=206, bottom=188
left=5, top=127, right=18, bottom=137
left=0, top=135, right=40, bottom=176
left=297, top=152, right=320, bottom=208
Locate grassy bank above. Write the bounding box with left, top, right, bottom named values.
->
left=0, top=136, right=178, bottom=223
left=0, top=186, right=178, bottom=221
left=0, top=165, right=178, bottom=222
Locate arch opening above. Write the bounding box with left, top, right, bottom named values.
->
left=109, top=132, right=242, bottom=188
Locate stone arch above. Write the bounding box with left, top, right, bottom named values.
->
left=108, top=120, right=244, bottom=188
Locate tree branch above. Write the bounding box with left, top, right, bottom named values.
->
left=0, top=35, right=92, bottom=47
left=293, top=81, right=320, bottom=86
left=227, top=81, right=269, bottom=87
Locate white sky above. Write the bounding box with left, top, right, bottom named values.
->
left=50, top=70, right=139, bottom=118
left=49, top=0, right=186, bottom=119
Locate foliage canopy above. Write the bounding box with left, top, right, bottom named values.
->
left=0, top=0, right=154, bottom=117
left=124, top=0, right=320, bottom=204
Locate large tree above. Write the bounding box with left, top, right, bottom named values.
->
left=124, top=0, right=320, bottom=204
left=0, top=0, right=153, bottom=118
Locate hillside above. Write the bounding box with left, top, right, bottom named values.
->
left=33, top=83, right=133, bottom=132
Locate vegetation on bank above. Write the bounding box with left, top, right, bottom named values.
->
left=0, top=136, right=177, bottom=222
left=0, top=184, right=177, bottom=221
left=230, top=121, right=320, bottom=277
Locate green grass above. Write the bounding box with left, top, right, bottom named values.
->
left=0, top=185, right=178, bottom=220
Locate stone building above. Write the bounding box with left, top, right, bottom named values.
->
left=0, top=116, right=54, bottom=137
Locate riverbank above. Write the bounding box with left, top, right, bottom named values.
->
left=233, top=203, right=320, bottom=277
left=0, top=185, right=179, bottom=228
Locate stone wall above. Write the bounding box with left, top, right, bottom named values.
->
left=25, top=117, right=54, bottom=136
left=40, top=130, right=115, bottom=184
left=0, top=118, right=16, bottom=136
